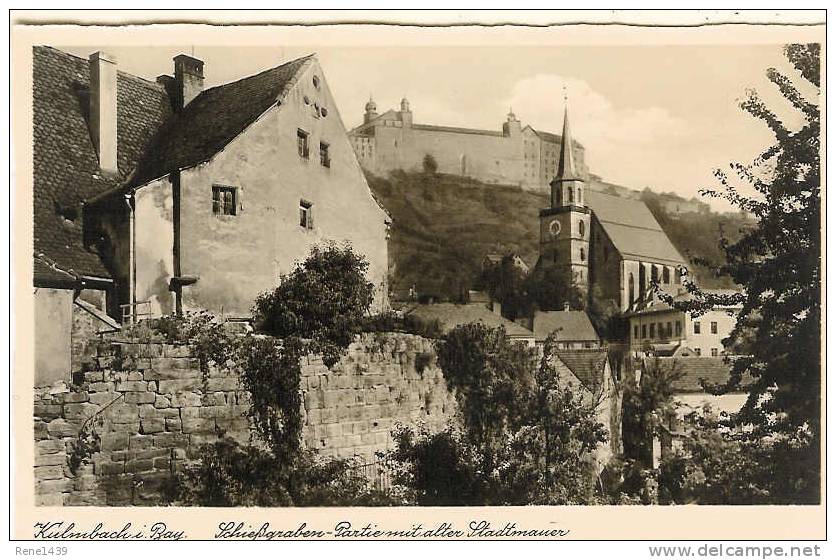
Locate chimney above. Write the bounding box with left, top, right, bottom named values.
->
left=173, top=54, right=204, bottom=110
left=88, top=51, right=118, bottom=174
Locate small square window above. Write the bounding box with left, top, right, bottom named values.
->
left=297, top=129, right=310, bottom=159
left=320, top=142, right=330, bottom=167
left=299, top=200, right=313, bottom=229
left=212, top=185, right=237, bottom=216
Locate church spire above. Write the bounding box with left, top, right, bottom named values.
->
left=556, top=91, right=580, bottom=182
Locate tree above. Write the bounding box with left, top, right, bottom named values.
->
left=252, top=242, right=375, bottom=349
left=478, top=255, right=529, bottom=320
left=524, top=261, right=585, bottom=312
left=664, top=44, right=821, bottom=437
left=422, top=153, right=438, bottom=175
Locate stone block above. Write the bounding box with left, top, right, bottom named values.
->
left=140, top=418, right=165, bottom=434
left=124, top=391, right=157, bottom=405
left=204, top=377, right=239, bottom=392
left=84, top=371, right=105, bottom=383
left=201, top=392, right=227, bottom=406
left=106, top=403, right=139, bottom=423
left=36, top=439, right=65, bottom=454
left=181, top=416, right=215, bottom=434
left=34, top=403, right=63, bottom=421
left=125, top=458, right=154, bottom=473
left=126, top=371, right=144, bottom=381
left=34, top=465, right=65, bottom=481
left=169, top=392, right=202, bottom=407
left=129, top=434, right=155, bottom=450
left=34, top=421, right=49, bottom=440
left=116, top=380, right=149, bottom=392
left=133, top=448, right=170, bottom=460
left=153, top=433, right=190, bottom=449
left=215, top=417, right=250, bottom=434
left=95, top=460, right=125, bottom=476
left=46, top=419, right=77, bottom=438
left=159, top=378, right=202, bottom=393
left=63, top=402, right=100, bottom=422
left=89, top=392, right=122, bottom=406
left=154, top=394, right=172, bottom=408
left=35, top=493, right=65, bottom=506
left=62, top=391, right=90, bottom=404
left=88, top=381, right=116, bottom=393
left=36, top=478, right=73, bottom=494
left=152, top=456, right=171, bottom=470
left=100, top=433, right=129, bottom=452
left=35, top=452, right=67, bottom=467
left=165, top=418, right=182, bottom=432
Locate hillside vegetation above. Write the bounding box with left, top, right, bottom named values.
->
left=367, top=171, right=751, bottom=301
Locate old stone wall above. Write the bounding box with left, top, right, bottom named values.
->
left=33, top=332, right=454, bottom=506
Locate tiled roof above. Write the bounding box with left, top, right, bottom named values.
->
left=555, top=348, right=609, bottom=393
left=33, top=46, right=172, bottom=281
left=131, top=54, right=313, bottom=186
left=586, top=188, right=686, bottom=265
left=648, top=357, right=753, bottom=393
left=529, top=310, right=599, bottom=343
left=405, top=303, right=534, bottom=339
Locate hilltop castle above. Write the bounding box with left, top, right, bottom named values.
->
left=348, top=97, right=589, bottom=191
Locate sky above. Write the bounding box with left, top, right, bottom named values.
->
left=62, top=43, right=812, bottom=211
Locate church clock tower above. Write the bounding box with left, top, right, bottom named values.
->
left=538, top=97, right=591, bottom=302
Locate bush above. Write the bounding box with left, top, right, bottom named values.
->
left=252, top=242, right=374, bottom=348
left=166, top=439, right=399, bottom=507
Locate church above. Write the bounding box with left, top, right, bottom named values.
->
left=538, top=102, right=687, bottom=314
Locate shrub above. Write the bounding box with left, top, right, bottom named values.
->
left=252, top=242, right=374, bottom=349
left=166, top=439, right=399, bottom=507
left=359, top=311, right=444, bottom=339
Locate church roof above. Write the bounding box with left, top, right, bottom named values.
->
left=132, top=54, right=314, bottom=186
left=586, top=189, right=686, bottom=265
left=33, top=46, right=173, bottom=281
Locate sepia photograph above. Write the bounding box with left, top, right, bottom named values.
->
left=10, top=9, right=826, bottom=543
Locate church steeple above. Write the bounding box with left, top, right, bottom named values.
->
left=549, top=92, right=585, bottom=208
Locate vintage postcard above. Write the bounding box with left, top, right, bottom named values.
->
left=9, top=10, right=827, bottom=545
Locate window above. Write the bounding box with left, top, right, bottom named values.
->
left=663, top=267, right=671, bottom=284
left=642, top=324, right=647, bottom=339
left=299, top=200, right=313, bottom=229
left=710, top=348, right=719, bottom=357
left=694, top=348, right=702, bottom=356
left=319, top=142, right=330, bottom=167
left=579, top=247, right=585, bottom=261
left=312, top=75, right=320, bottom=89
left=711, top=321, right=718, bottom=334
left=694, top=321, right=701, bottom=334
left=297, top=129, right=310, bottom=158
left=628, top=273, right=635, bottom=303
left=578, top=220, right=585, bottom=237
left=649, top=323, right=655, bottom=338
left=666, top=322, right=672, bottom=338
left=675, top=320, right=682, bottom=337
left=634, top=325, right=639, bottom=340
left=212, top=185, right=237, bottom=216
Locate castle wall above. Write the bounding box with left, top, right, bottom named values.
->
left=33, top=332, right=455, bottom=506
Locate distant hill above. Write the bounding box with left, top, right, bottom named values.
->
left=367, top=171, right=752, bottom=301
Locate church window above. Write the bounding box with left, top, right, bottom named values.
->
left=297, top=129, right=310, bottom=158
left=663, top=267, right=670, bottom=284
left=577, top=187, right=583, bottom=205
left=629, top=273, right=635, bottom=303
left=693, top=321, right=701, bottom=334
left=568, top=187, right=574, bottom=204
left=212, top=185, right=237, bottom=216
left=579, top=247, right=585, bottom=261
left=639, top=265, right=647, bottom=299
left=299, top=200, right=314, bottom=229
left=578, top=220, right=585, bottom=237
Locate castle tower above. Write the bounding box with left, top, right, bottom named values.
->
left=399, top=97, right=413, bottom=126
left=503, top=107, right=521, bottom=137
left=364, top=95, right=378, bottom=124
left=538, top=96, right=591, bottom=303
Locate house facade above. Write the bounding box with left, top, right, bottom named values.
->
left=33, top=46, right=391, bottom=384
left=348, top=98, right=589, bottom=191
